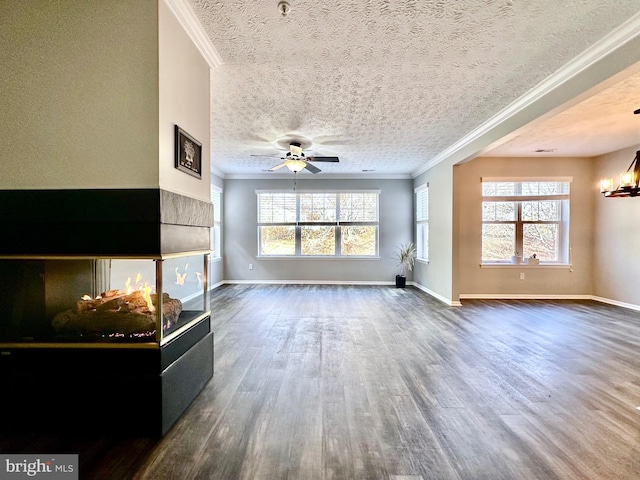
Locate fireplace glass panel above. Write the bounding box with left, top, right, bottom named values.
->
left=0, top=253, right=209, bottom=345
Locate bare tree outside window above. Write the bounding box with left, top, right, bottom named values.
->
left=257, top=191, right=379, bottom=257
left=481, top=180, right=570, bottom=263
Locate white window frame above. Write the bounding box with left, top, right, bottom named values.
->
left=481, top=177, right=571, bottom=265
left=415, top=183, right=429, bottom=262
left=256, top=190, right=380, bottom=258
left=211, top=185, right=222, bottom=259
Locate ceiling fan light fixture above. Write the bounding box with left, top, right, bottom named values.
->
left=285, top=159, right=306, bottom=173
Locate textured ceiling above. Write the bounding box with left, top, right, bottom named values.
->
left=483, top=66, right=640, bottom=158
left=188, top=0, right=640, bottom=177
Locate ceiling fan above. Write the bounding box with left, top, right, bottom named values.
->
left=267, top=142, right=339, bottom=174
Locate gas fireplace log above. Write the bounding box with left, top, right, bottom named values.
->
left=52, top=310, right=156, bottom=335
left=53, top=292, right=182, bottom=336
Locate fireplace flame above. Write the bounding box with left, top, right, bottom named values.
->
left=175, top=264, right=189, bottom=285
left=141, top=282, right=155, bottom=312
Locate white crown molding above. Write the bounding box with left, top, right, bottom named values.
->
left=412, top=10, right=640, bottom=179
left=163, top=0, right=224, bottom=69
left=224, top=172, right=412, bottom=180
left=210, top=164, right=226, bottom=179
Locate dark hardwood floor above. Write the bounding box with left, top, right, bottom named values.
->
left=2, top=284, right=640, bottom=479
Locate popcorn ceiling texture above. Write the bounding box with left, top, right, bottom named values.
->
left=189, top=0, right=640, bottom=175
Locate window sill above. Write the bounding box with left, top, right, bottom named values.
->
left=480, top=263, right=572, bottom=269
left=257, top=256, right=380, bottom=260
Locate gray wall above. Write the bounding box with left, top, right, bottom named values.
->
left=413, top=161, right=456, bottom=304
left=158, top=0, right=211, bottom=201
left=0, top=0, right=159, bottom=189
left=593, top=146, right=640, bottom=307
left=222, top=178, right=413, bottom=283
left=209, top=173, right=225, bottom=286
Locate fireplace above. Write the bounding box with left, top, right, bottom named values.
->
left=0, top=189, right=214, bottom=436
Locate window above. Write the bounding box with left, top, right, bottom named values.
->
left=481, top=179, right=570, bottom=263
left=415, top=184, right=429, bottom=261
left=211, top=186, right=222, bottom=258
left=257, top=191, right=379, bottom=257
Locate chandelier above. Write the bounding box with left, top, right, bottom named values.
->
left=600, top=108, right=640, bottom=197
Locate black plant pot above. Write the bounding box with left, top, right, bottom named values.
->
left=395, top=275, right=406, bottom=288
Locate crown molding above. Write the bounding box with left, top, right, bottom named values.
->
left=412, top=10, right=640, bottom=178
left=210, top=164, right=226, bottom=179
left=224, top=172, right=412, bottom=180
left=163, top=0, right=224, bottom=69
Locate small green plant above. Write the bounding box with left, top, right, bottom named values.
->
left=395, top=242, right=417, bottom=276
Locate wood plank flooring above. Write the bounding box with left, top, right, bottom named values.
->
left=2, top=284, right=640, bottom=479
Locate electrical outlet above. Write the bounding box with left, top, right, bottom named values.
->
left=519, top=272, right=525, bottom=280
left=249, top=263, right=253, bottom=270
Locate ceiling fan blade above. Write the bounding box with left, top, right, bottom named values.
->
left=303, top=162, right=321, bottom=174
left=307, top=156, right=339, bottom=162
left=251, top=154, right=283, bottom=158
left=269, top=162, right=288, bottom=171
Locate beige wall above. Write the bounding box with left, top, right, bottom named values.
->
left=158, top=0, right=211, bottom=202
left=0, top=1, right=159, bottom=189
left=593, top=146, right=640, bottom=306
left=413, top=161, right=456, bottom=304
left=0, top=0, right=211, bottom=199
left=455, top=156, right=594, bottom=297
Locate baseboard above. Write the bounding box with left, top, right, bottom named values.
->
left=411, top=283, right=462, bottom=307
left=209, top=280, right=225, bottom=290
left=459, top=293, right=640, bottom=312
left=209, top=282, right=639, bottom=312
left=211, top=280, right=461, bottom=306
left=222, top=279, right=395, bottom=286
left=591, top=296, right=640, bottom=312
left=459, top=293, right=593, bottom=300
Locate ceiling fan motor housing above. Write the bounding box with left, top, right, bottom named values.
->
left=289, top=142, right=303, bottom=157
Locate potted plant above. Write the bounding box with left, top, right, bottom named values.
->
left=395, top=242, right=417, bottom=288
left=511, top=250, right=521, bottom=264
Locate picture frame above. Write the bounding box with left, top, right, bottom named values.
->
left=175, top=125, right=202, bottom=179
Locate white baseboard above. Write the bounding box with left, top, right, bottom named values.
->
left=459, top=293, right=593, bottom=300
left=411, top=283, right=462, bottom=307
left=209, top=282, right=639, bottom=312
left=212, top=280, right=459, bottom=306
left=459, top=293, right=640, bottom=312
left=591, top=296, right=640, bottom=312
left=208, top=280, right=226, bottom=290
left=222, top=279, right=394, bottom=286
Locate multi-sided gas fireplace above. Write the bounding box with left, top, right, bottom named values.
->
left=0, top=189, right=214, bottom=436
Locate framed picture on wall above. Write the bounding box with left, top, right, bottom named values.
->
left=175, top=125, right=202, bottom=179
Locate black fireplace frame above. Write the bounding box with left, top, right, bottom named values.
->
left=0, top=189, right=215, bottom=436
